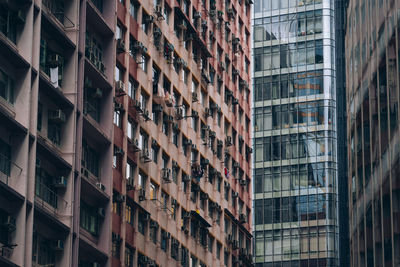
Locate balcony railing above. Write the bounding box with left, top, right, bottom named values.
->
left=0, top=153, right=22, bottom=187
left=83, top=100, right=100, bottom=122
left=35, top=181, right=67, bottom=216
left=43, top=0, right=65, bottom=23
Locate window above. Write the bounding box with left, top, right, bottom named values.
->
left=126, top=203, right=134, bottom=225
left=0, top=68, right=14, bottom=104
left=125, top=246, right=134, bottom=267
left=142, top=11, right=151, bottom=34
left=149, top=181, right=158, bottom=200
left=126, top=161, right=135, bottom=180
left=82, top=139, right=99, bottom=177
left=112, top=238, right=121, bottom=257
left=129, top=1, right=139, bottom=20
left=32, top=233, right=55, bottom=267
left=35, top=165, right=58, bottom=208
left=128, top=78, right=137, bottom=99
left=164, top=4, right=171, bottom=24
left=114, top=109, right=122, bottom=127
left=138, top=171, right=147, bottom=189
left=150, top=220, right=158, bottom=244
left=127, top=119, right=136, bottom=140
left=0, top=139, right=11, bottom=177
left=80, top=201, right=100, bottom=235
left=161, top=229, right=169, bottom=251
left=216, top=242, right=222, bottom=259
left=138, top=210, right=148, bottom=235
left=140, top=54, right=148, bottom=72
left=151, top=143, right=159, bottom=163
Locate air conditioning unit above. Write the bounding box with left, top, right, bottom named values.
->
left=192, top=92, right=198, bottom=102
left=232, top=192, right=239, bottom=198
left=129, top=139, right=141, bottom=152
left=116, top=39, right=125, bottom=53
left=217, top=140, right=223, bottom=147
left=116, top=80, right=125, bottom=92
left=52, top=240, right=64, bottom=251
left=141, top=149, right=151, bottom=163
left=2, top=216, right=16, bottom=232
left=232, top=69, right=239, bottom=76
left=126, top=177, right=135, bottom=190
left=162, top=168, right=171, bottom=182
left=53, top=176, right=67, bottom=188
left=233, top=162, right=240, bottom=168
left=47, top=54, right=62, bottom=67
left=96, top=182, right=106, bottom=191
left=142, top=109, right=151, bottom=121
left=232, top=97, right=239, bottom=105
left=139, top=188, right=146, bottom=201
left=49, top=109, right=66, bottom=124
left=97, top=207, right=106, bottom=218
left=226, top=136, right=233, bottom=146
left=193, top=11, right=202, bottom=19
left=201, top=19, right=208, bottom=28
left=92, top=263, right=100, bottom=267
left=183, top=175, right=191, bottom=182
left=239, top=179, right=247, bottom=186
left=239, top=214, right=247, bottom=224
left=150, top=221, right=159, bottom=228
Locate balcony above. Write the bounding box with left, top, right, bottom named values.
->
left=41, top=0, right=76, bottom=48
left=0, top=153, right=23, bottom=200
left=34, top=181, right=68, bottom=218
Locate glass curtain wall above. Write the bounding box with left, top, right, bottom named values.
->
left=252, top=0, right=338, bottom=266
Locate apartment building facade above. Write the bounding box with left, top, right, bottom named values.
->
left=345, top=0, right=400, bottom=266
left=0, top=0, right=252, bottom=267
left=252, top=0, right=339, bottom=266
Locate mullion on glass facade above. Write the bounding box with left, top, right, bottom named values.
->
left=253, top=0, right=338, bottom=266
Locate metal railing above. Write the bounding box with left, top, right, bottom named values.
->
left=35, top=181, right=68, bottom=217
left=0, top=153, right=22, bottom=187
left=42, top=0, right=75, bottom=28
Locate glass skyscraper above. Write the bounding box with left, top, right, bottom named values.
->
left=252, top=0, right=339, bottom=266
